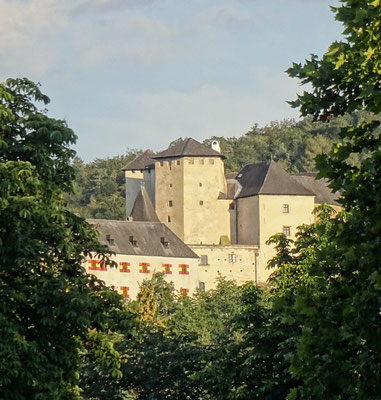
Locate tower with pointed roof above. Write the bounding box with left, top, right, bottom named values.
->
left=153, top=138, right=231, bottom=245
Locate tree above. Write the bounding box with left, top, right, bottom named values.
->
left=0, top=78, right=126, bottom=399
left=65, top=152, right=139, bottom=220
left=285, top=1, right=381, bottom=398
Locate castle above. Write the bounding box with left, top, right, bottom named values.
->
left=112, top=137, right=338, bottom=295
left=86, top=138, right=338, bottom=298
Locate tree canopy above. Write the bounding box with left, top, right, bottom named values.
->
left=0, top=78, right=127, bottom=399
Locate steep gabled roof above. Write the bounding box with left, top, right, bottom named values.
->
left=122, top=150, right=155, bottom=171
left=291, top=173, right=340, bottom=205
left=130, top=187, right=160, bottom=222
left=87, top=219, right=198, bottom=259
left=236, top=161, right=315, bottom=198
left=153, top=138, right=226, bottom=160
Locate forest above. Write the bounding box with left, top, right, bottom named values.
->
left=1, top=0, right=380, bottom=399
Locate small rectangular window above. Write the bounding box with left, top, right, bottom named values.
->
left=209, top=159, right=214, bottom=165
left=199, top=200, right=204, bottom=205
left=177, top=160, right=180, bottom=165
left=200, top=255, right=208, bottom=265
left=283, top=226, right=291, bottom=236
left=199, top=182, right=202, bottom=187
left=139, top=263, right=150, bottom=273
left=129, top=235, right=138, bottom=247
left=168, top=200, right=173, bottom=207
left=179, top=264, right=189, bottom=275
left=160, top=237, right=169, bottom=248
left=119, top=262, right=130, bottom=273
left=119, top=286, right=130, bottom=299
left=283, top=204, right=289, bottom=213
left=167, top=216, right=172, bottom=223
left=88, top=260, right=98, bottom=271
left=169, top=183, right=173, bottom=188
left=160, top=161, right=164, bottom=166
left=199, top=282, right=206, bottom=292
left=180, top=288, right=189, bottom=297
left=99, top=261, right=107, bottom=271
left=162, top=264, right=172, bottom=274
left=228, top=254, right=237, bottom=263
left=199, top=159, right=204, bottom=165
left=188, top=159, right=194, bottom=165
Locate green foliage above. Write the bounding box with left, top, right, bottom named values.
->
left=203, top=113, right=373, bottom=173
left=65, top=152, right=139, bottom=220
left=285, top=1, right=381, bottom=398
left=0, top=78, right=126, bottom=399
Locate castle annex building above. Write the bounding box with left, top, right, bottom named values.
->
left=118, top=138, right=338, bottom=292
left=86, top=219, right=199, bottom=299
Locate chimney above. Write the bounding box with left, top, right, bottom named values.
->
left=211, top=140, right=221, bottom=153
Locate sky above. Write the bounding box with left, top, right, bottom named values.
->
left=0, top=0, right=343, bottom=162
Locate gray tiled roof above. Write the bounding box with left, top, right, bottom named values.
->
left=122, top=150, right=155, bottom=171
left=236, top=161, right=315, bottom=198
left=291, top=173, right=340, bottom=205
left=130, top=187, right=160, bottom=222
left=87, top=219, right=198, bottom=259
left=153, top=138, right=226, bottom=159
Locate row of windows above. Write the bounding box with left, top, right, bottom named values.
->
left=167, top=202, right=290, bottom=212
left=199, top=254, right=237, bottom=265
left=89, top=261, right=189, bottom=275
left=168, top=182, right=203, bottom=188
left=159, top=159, right=215, bottom=167
left=119, top=286, right=189, bottom=299
left=168, top=200, right=204, bottom=207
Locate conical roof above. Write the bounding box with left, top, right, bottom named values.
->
left=153, top=138, right=225, bottom=159
left=130, top=187, right=160, bottom=222
left=122, top=150, right=155, bottom=171
left=236, top=161, right=315, bottom=198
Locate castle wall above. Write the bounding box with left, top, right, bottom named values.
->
left=85, top=253, right=199, bottom=299
left=182, top=157, right=230, bottom=245
left=143, top=168, right=155, bottom=206
left=236, top=196, right=260, bottom=245
left=256, top=194, right=315, bottom=283
left=125, top=171, right=144, bottom=218
left=190, top=244, right=259, bottom=291
left=155, top=158, right=185, bottom=240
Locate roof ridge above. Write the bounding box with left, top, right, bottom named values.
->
left=258, top=160, right=271, bottom=194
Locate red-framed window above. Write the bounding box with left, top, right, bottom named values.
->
left=88, top=260, right=98, bottom=271
left=180, top=288, right=189, bottom=297
left=139, top=263, right=150, bottom=274
left=162, top=264, right=172, bottom=274
left=120, top=286, right=130, bottom=299
left=119, top=262, right=130, bottom=273
left=88, top=260, right=107, bottom=271
left=178, top=264, right=189, bottom=275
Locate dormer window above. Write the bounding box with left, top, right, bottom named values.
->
left=106, top=234, right=114, bottom=245
left=160, top=237, right=169, bottom=248
left=129, top=235, right=138, bottom=247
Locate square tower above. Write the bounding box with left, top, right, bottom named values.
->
left=153, top=138, right=231, bottom=245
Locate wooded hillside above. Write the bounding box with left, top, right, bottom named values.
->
left=66, top=112, right=377, bottom=220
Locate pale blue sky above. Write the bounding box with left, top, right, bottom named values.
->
left=0, top=0, right=342, bottom=161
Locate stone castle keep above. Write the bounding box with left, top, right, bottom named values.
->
left=87, top=138, right=338, bottom=298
